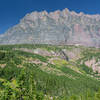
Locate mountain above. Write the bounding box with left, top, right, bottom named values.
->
left=1, top=8, right=100, bottom=47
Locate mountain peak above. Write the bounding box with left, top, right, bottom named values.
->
left=0, top=8, right=100, bottom=47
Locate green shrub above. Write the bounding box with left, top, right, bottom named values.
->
left=0, top=52, right=5, bottom=60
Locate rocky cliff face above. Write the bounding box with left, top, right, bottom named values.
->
left=1, top=8, right=100, bottom=47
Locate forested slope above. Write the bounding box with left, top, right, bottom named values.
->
left=0, top=44, right=100, bottom=100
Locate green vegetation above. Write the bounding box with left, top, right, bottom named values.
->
left=0, top=44, right=100, bottom=100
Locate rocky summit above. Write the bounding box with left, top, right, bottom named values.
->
left=0, top=8, right=100, bottom=47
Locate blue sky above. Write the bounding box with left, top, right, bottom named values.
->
left=0, top=0, right=100, bottom=34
